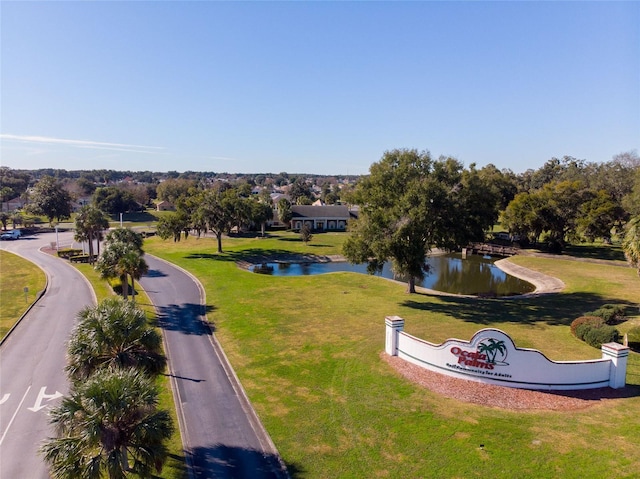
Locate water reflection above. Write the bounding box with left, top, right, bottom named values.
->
left=251, top=253, right=534, bottom=297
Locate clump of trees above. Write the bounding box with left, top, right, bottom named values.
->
left=40, top=298, right=172, bottom=478
left=343, top=149, right=503, bottom=293
left=502, top=153, right=639, bottom=250
left=93, top=186, right=141, bottom=215
left=0, top=167, right=30, bottom=202
left=26, top=176, right=72, bottom=225
left=156, top=183, right=274, bottom=252
left=73, top=205, right=110, bottom=264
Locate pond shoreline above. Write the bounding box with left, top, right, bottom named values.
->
left=241, top=251, right=564, bottom=298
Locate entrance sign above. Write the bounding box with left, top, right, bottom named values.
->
left=385, top=316, right=629, bottom=390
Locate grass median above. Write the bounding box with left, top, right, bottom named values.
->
left=0, top=250, right=47, bottom=340
left=144, top=232, right=640, bottom=479
left=58, top=258, right=187, bottom=479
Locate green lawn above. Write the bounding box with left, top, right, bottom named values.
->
left=0, top=250, right=47, bottom=339
left=144, top=231, right=640, bottom=479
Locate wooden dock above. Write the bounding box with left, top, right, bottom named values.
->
left=464, top=243, right=518, bottom=257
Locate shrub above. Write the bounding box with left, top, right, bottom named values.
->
left=571, top=315, right=620, bottom=349
left=575, top=322, right=595, bottom=341
left=69, top=254, right=93, bottom=263
left=583, top=325, right=620, bottom=349
left=57, top=248, right=83, bottom=259
left=585, top=304, right=626, bottom=325
left=570, top=316, right=602, bottom=337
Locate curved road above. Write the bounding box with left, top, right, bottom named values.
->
left=1, top=231, right=287, bottom=478
left=140, top=255, right=287, bottom=478
left=0, top=231, right=95, bottom=478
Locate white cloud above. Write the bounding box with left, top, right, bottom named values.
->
left=0, top=134, right=166, bottom=154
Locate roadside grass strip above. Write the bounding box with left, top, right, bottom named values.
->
left=0, top=250, right=46, bottom=340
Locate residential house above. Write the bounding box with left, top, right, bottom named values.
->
left=289, top=205, right=356, bottom=231
left=71, top=196, right=93, bottom=212
left=156, top=200, right=176, bottom=211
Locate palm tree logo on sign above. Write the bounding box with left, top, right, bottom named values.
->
left=477, top=338, right=509, bottom=366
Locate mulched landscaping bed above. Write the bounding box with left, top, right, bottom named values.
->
left=382, top=352, right=637, bottom=411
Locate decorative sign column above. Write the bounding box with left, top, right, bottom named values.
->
left=601, top=342, right=630, bottom=389
left=385, top=316, right=404, bottom=356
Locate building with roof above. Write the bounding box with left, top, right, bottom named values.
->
left=289, top=205, right=357, bottom=231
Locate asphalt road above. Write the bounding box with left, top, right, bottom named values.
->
left=0, top=231, right=95, bottom=478
left=140, top=255, right=288, bottom=479
left=0, top=232, right=287, bottom=478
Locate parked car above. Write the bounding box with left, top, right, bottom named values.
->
left=0, top=229, right=21, bottom=240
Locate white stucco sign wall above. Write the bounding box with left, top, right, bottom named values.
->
left=385, top=316, right=629, bottom=391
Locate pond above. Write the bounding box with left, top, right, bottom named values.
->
left=250, top=253, right=535, bottom=297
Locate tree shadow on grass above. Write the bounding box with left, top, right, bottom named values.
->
left=563, top=244, right=627, bottom=262
left=185, top=248, right=335, bottom=265
left=153, top=303, right=217, bottom=335
left=188, top=445, right=301, bottom=479
left=402, top=292, right=639, bottom=327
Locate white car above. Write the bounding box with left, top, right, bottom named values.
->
left=0, top=230, right=21, bottom=240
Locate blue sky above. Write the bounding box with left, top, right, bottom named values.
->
left=1, top=1, right=638, bottom=175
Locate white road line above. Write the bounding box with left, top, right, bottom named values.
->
left=0, top=386, right=31, bottom=446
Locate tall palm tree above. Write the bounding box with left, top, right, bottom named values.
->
left=66, top=298, right=166, bottom=382
left=75, top=205, right=110, bottom=264
left=622, top=216, right=640, bottom=276
left=40, top=368, right=173, bottom=479
left=121, top=250, right=149, bottom=304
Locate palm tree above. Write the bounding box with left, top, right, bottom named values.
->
left=622, top=216, right=640, bottom=276
left=105, top=227, right=144, bottom=253
left=96, top=228, right=148, bottom=301
left=66, top=298, right=166, bottom=382
left=121, top=250, right=149, bottom=303
left=95, top=242, right=133, bottom=300
left=40, top=368, right=173, bottom=479
left=74, top=205, right=110, bottom=264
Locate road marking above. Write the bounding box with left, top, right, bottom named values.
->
left=0, top=393, right=10, bottom=405
left=0, top=386, right=30, bottom=446
left=28, top=387, right=63, bottom=412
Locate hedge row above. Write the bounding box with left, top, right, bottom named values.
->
left=570, top=315, right=620, bottom=349
left=583, top=304, right=626, bottom=325
left=57, top=248, right=83, bottom=259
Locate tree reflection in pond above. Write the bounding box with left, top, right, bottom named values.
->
left=251, top=253, right=534, bottom=297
